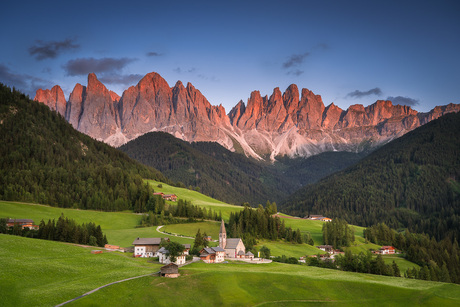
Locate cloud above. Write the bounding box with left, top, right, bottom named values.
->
left=287, top=69, right=304, bottom=76
left=63, top=57, right=136, bottom=76
left=283, top=52, right=310, bottom=69
left=99, top=73, right=143, bottom=85
left=0, top=63, right=53, bottom=97
left=28, top=39, right=79, bottom=60
left=173, top=67, right=196, bottom=74
left=387, top=96, right=419, bottom=106
left=146, top=51, right=162, bottom=57
left=346, top=88, right=383, bottom=98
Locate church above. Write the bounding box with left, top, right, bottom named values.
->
left=219, top=219, right=245, bottom=258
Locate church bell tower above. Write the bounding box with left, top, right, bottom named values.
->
left=219, top=219, right=227, bottom=249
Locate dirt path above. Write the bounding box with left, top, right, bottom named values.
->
left=55, top=259, right=199, bottom=306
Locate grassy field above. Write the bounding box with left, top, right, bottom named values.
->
left=146, top=180, right=244, bottom=220
left=0, top=234, right=161, bottom=307
left=162, top=221, right=221, bottom=240
left=0, top=201, right=193, bottom=247
left=255, top=239, right=323, bottom=258
left=70, top=261, right=460, bottom=306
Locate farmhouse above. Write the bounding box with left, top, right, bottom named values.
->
left=157, top=247, right=186, bottom=265
left=200, top=247, right=225, bottom=263
left=379, top=246, right=396, bottom=254
left=183, top=244, right=191, bottom=255
left=317, top=245, right=334, bottom=253
left=7, top=219, right=39, bottom=230
left=163, top=194, right=177, bottom=201
left=219, top=219, right=245, bottom=258
left=160, top=263, right=180, bottom=278
left=153, top=192, right=164, bottom=197
left=307, top=215, right=324, bottom=220
left=321, top=217, right=332, bottom=222
left=132, top=237, right=163, bottom=257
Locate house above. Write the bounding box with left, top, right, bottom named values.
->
left=160, top=263, right=180, bottom=278
left=316, top=245, right=334, bottom=253
left=183, top=244, right=191, bottom=255
left=153, top=192, right=164, bottom=197
left=6, top=219, right=39, bottom=230
left=204, top=236, right=212, bottom=241
left=379, top=246, right=396, bottom=255
left=321, top=217, right=332, bottom=222
left=132, top=237, right=162, bottom=257
left=157, top=244, right=190, bottom=265
left=219, top=220, right=245, bottom=258
left=199, top=247, right=225, bottom=263
left=307, top=215, right=325, bottom=220
left=104, top=244, right=120, bottom=250
left=163, top=194, right=177, bottom=202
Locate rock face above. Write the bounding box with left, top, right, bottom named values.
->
left=34, top=72, right=460, bottom=161
left=34, top=85, right=66, bottom=117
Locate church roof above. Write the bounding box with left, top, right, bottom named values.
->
left=132, top=237, right=162, bottom=245
left=225, top=238, right=242, bottom=249
left=220, top=219, right=226, bottom=234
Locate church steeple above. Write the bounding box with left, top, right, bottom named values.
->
left=219, top=219, right=227, bottom=249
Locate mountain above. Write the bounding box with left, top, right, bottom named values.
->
left=34, top=72, right=460, bottom=161
left=119, top=131, right=367, bottom=205
left=279, top=111, right=460, bottom=241
left=0, top=83, right=166, bottom=211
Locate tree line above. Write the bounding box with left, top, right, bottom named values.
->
left=227, top=204, right=304, bottom=250
left=364, top=223, right=459, bottom=283
left=0, top=214, right=108, bottom=247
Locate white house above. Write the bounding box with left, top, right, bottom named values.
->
left=132, top=237, right=162, bottom=257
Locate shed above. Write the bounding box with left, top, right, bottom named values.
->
left=160, top=263, right=180, bottom=278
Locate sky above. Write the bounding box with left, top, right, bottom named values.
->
left=1, top=0, right=459, bottom=113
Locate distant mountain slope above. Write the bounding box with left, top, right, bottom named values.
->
left=280, top=112, right=460, bottom=240
left=0, top=84, right=166, bottom=211
left=119, top=131, right=366, bottom=205
left=119, top=131, right=288, bottom=205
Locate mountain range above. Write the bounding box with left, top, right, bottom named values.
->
left=34, top=72, right=460, bottom=161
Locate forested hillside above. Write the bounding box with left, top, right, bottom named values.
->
left=281, top=112, right=460, bottom=241
left=119, top=132, right=288, bottom=205
left=119, top=132, right=365, bottom=205
left=0, top=84, right=167, bottom=211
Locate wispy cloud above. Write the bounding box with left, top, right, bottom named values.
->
left=282, top=44, right=328, bottom=76
left=346, top=88, right=383, bottom=98
left=283, top=52, right=310, bottom=69
left=28, top=38, right=79, bottom=60
left=146, top=51, right=162, bottom=57
left=0, top=63, right=53, bottom=97
left=173, top=67, right=196, bottom=74
left=63, top=57, right=137, bottom=76
left=387, top=96, right=419, bottom=106
left=99, top=73, right=143, bottom=85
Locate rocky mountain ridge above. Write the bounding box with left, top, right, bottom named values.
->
left=35, top=72, right=460, bottom=160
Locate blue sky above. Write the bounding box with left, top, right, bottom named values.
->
left=1, top=0, right=459, bottom=113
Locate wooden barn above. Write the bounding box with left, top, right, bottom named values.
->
left=160, top=263, right=179, bottom=278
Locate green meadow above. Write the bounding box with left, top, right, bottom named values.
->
left=70, top=261, right=460, bottom=306
left=162, top=220, right=221, bottom=240
left=0, top=235, right=161, bottom=307
left=146, top=180, right=244, bottom=219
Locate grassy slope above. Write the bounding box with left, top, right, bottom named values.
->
left=71, top=262, right=460, bottom=307
left=147, top=180, right=244, bottom=220
left=0, top=235, right=161, bottom=307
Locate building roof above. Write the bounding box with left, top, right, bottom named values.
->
left=183, top=244, right=191, bottom=249
left=246, top=251, right=254, bottom=256
left=225, top=238, right=242, bottom=249
left=317, top=245, right=333, bottom=249
left=220, top=219, right=226, bottom=235
left=211, top=246, right=225, bottom=252
left=161, top=263, right=179, bottom=273
left=7, top=219, right=34, bottom=223
left=132, top=237, right=162, bottom=245
left=380, top=246, right=395, bottom=249
left=237, top=250, right=245, bottom=255
left=158, top=247, right=168, bottom=254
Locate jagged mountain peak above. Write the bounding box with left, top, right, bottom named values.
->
left=34, top=71, right=460, bottom=160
